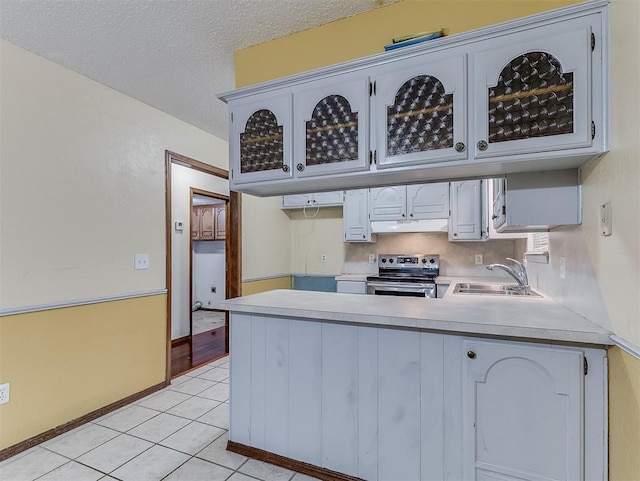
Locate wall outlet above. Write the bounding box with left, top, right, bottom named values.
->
left=321, top=254, right=327, bottom=263
left=475, top=254, right=484, bottom=265
left=369, top=253, right=376, bottom=264
left=0, top=383, right=10, bottom=405
left=134, top=253, right=149, bottom=270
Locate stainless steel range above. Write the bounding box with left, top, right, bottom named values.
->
left=366, top=254, right=440, bottom=298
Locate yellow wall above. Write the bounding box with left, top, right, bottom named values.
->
left=234, top=0, right=640, bottom=478
left=235, top=0, right=581, bottom=87
left=0, top=296, right=166, bottom=449
left=609, top=347, right=640, bottom=481
left=242, top=276, right=292, bottom=296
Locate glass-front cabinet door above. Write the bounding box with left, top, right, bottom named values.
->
left=228, top=92, right=293, bottom=184
left=293, top=73, right=370, bottom=178
left=473, top=17, right=594, bottom=159
left=374, top=52, right=467, bottom=168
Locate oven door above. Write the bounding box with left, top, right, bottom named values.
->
left=366, top=281, right=436, bottom=298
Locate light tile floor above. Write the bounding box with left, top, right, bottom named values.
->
left=0, top=356, right=318, bottom=481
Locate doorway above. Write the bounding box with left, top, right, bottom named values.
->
left=189, top=190, right=227, bottom=368
left=165, top=151, right=241, bottom=382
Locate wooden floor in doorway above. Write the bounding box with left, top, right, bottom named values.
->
left=171, top=326, right=227, bottom=377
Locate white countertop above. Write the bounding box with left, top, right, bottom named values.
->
left=220, top=287, right=612, bottom=345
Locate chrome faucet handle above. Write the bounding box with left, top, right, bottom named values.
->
left=505, top=257, right=528, bottom=286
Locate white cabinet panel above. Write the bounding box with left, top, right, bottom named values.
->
left=264, top=318, right=290, bottom=456
left=288, top=320, right=322, bottom=465
left=374, top=52, right=468, bottom=168
left=463, top=339, right=584, bottom=481
left=449, top=180, right=487, bottom=241
left=343, top=189, right=373, bottom=242
left=377, top=328, right=423, bottom=481
left=321, top=323, right=359, bottom=476
left=229, top=93, right=293, bottom=185
left=281, top=191, right=343, bottom=209
left=229, top=313, right=252, bottom=445
left=407, top=182, right=450, bottom=220
left=473, top=17, right=594, bottom=159
left=369, top=185, right=406, bottom=221
left=357, top=326, right=379, bottom=481
left=294, top=73, right=370, bottom=177
left=493, top=170, right=581, bottom=232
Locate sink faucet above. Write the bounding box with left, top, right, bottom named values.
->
left=486, top=257, right=530, bottom=294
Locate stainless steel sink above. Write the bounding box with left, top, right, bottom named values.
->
left=453, top=283, right=541, bottom=297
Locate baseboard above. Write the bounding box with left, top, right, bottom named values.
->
left=227, top=441, right=365, bottom=481
left=0, top=381, right=167, bottom=462
left=171, top=335, right=190, bottom=347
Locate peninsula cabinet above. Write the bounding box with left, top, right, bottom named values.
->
left=219, top=2, right=607, bottom=197
left=462, top=338, right=605, bottom=481
left=229, top=314, right=607, bottom=481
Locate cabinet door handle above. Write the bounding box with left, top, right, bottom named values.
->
left=477, top=140, right=488, bottom=151
left=467, top=351, right=476, bottom=359
left=455, top=142, right=466, bottom=152
left=296, top=163, right=305, bottom=172
left=282, top=165, right=290, bottom=173
left=491, top=214, right=498, bottom=220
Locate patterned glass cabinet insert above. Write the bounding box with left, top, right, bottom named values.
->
left=374, top=52, right=467, bottom=168
left=293, top=73, right=370, bottom=177
left=473, top=15, right=596, bottom=159
left=228, top=92, right=293, bottom=184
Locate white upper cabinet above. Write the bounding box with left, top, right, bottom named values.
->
left=343, top=189, right=374, bottom=242
left=219, top=2, right=608, bottom=196
left=406, top=183, right=449, bottom=220
left=293, top=73, right=370, bottom=177
left=281, top=191, right=344, bottom=209
left=370, top=183, right=449, bottom=221
left=449, top=180, right=488, bottom=242
left=374, top=52, right=468, bottom=168
left=369, top=185, right=406, bottom=221
left=473, top=15, right=597, bottom=159
left=228, top=92, right=293, bottom=185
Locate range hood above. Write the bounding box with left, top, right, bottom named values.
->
left=370, top=219, right=448, bottom=234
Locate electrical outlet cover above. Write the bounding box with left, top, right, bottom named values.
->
left=0, top=383, right=10, bottom=405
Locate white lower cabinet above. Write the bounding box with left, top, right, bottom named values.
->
left=462, top=338, right=606, bottom=481
left=229, top=314, right=607, bottom=481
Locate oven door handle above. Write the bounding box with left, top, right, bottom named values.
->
left=367, top=282, right=435, bottom=292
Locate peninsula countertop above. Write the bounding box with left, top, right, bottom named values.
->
left=220, top=288, right=612, bottom=345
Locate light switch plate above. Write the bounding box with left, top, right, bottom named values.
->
left=600, top=202, right=612, bottom=236
left=135, top=253, right=149, bottom=270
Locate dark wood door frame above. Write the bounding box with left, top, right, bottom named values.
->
left=165, top=150, right=242, bottom=383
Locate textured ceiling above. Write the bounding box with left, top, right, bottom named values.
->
left=0, top=0, right=394, bottom=140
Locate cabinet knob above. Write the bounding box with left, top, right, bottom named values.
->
left=409, top=213, right=413, bottom=217
left=453, top=233, right=458, bottom=237
left=477, top=140, right=488, bottom=151
left=282, top=165, right=290, bottom=173
left=467, top=351, right=476, bottom=359
left=296, top=163, right=305, bottom=172
left=454, top=142, right=466, bottom=152
left=362, top=234, right=366, bottom=239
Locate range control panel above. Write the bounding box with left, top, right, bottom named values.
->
left=378, top=254, right=439, bottom=270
